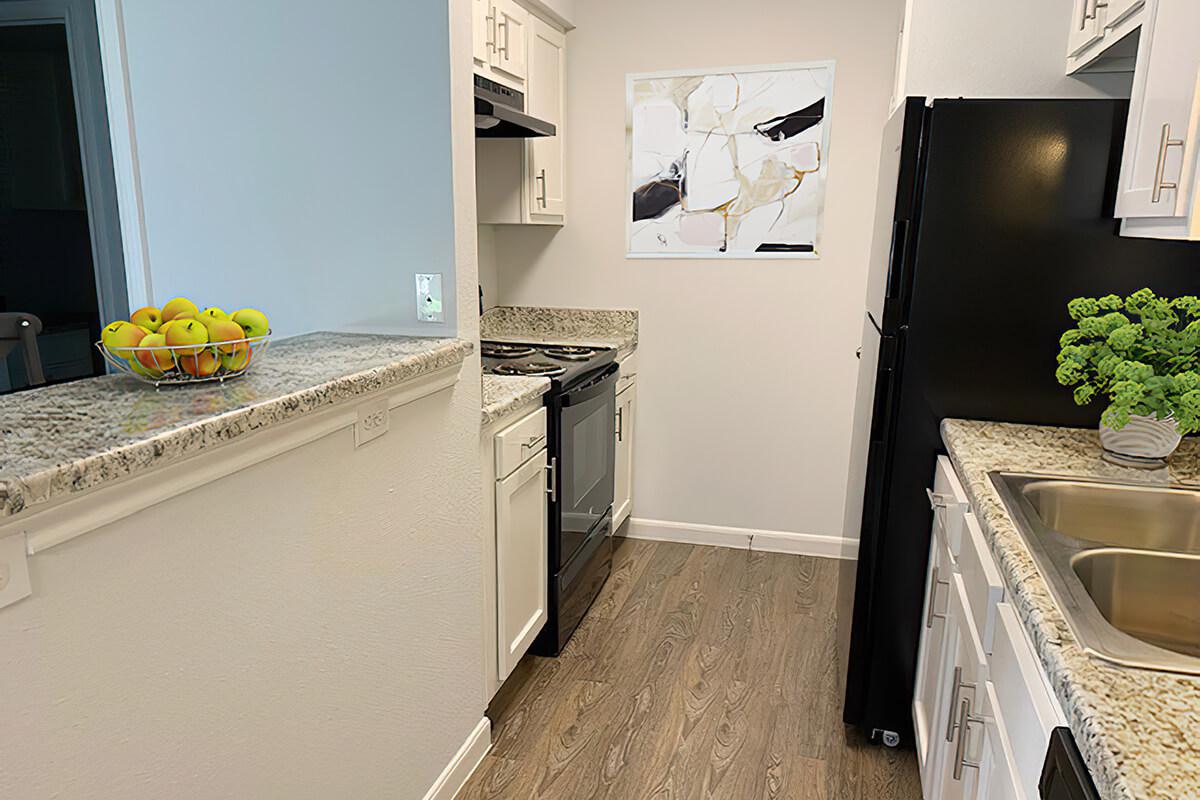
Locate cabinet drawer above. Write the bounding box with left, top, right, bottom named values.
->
left=991, top=603, right=1068, bottom=799
left=495, top=406, right=547, bottom=479
left=932, top=456, right=970, bottom=560
left=961, top=513, right=1006, bottom=654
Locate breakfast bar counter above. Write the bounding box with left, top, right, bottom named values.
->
left=0, top=332, right=473, bottom=520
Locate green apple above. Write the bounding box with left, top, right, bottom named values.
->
left=231, top=308, right=269, bottom=339
left=101, top=321, right=146, bottom=357
left=220, top=348, right=252, bottom=371
left=134, top=333, right=175, bottom=373
left=164, top=318, right=209, bottom=356
left=127, top=355, right=165, bottom=379
left=180, top=350, right=220, bottom=377
left=161, top=297, right=199, bottom=322
left=130, top=306, right=162, bottom=332
left=197, top=307, right=229, bottom=328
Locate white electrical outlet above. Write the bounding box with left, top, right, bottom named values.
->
left=355, top=397, right=389, bottom=447
left=415, top=273, right=444, bottom=323
left=0, top=533, right=31, bottom=610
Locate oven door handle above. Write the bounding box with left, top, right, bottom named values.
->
left=561, top=364, right=619, bottom=407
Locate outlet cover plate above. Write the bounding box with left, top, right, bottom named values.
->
left=355, top=397, right=389, bottom=447
left=416, top=273, right=444, bottom=323
left=0, top=533, right=31, bottom=610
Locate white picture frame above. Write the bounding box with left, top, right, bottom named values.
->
left=626, top=61, right=835, bottom=260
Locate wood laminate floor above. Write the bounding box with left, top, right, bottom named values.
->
left=459, top=538, right=922, bottom=800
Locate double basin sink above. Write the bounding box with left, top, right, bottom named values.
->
left=990, top=473, right=1200, bottom=675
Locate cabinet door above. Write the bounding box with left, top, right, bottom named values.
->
left=1066, top=0, right=1105, bottom=56
left=1115, top=0, right=1200, bottom=219
left=935, top=574, right=990, bottom=800
left=913, top=531, right=954, bottom=796
left=1104, top=0, right=1144, bottom=28
left=472, top=0, right=492, bottom=67
left=489, top=0, right=528, bottom=85
left=527, top=16, right=566, bottom=219
left=495, top=449, right=548, bottom=679
left=973, top=683, right=1028, bottom=800
left=614, top=383, right=636, bottom=528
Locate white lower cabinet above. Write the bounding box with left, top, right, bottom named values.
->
left=482, top=404, right=549, bottom=699
left=613, top=380, right=636, bottom=529
left=914, top=457, right=1068, bottom=800
left=495, top=447, right=548, bottom=679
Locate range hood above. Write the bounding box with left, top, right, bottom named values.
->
left=474, top=75, right=555, bottom=138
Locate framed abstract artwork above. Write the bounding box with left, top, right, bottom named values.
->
left=627, top=61, right=835, bottom=259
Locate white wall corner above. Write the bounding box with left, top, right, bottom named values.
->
left=93, top=0, right=153, bottom=308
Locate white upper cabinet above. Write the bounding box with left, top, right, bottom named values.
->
left=476, top=2, right=569, bottom=226
left=472, top=0, right=492, bottom=67
left=1105, top=0, right=1147, bottom=29
left=527, top=16, right=566, bottom=220
left=1066, top=0, right=1107, bottom=57
left=1115, top=0, right=1200, bottom=238
left=490, top=0, right=529, bottom=87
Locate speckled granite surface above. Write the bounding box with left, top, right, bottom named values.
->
left=0, top=333, right=472, bottom=519
left=941, top=419, right=1200, bottom=800
left=481, top=375, right=549, bottom=427
left=481, top=305, right=638, bottom=356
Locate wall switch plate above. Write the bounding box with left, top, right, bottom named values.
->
left=0, top=533, right=31, bottom=610
left=355, top=397, right=389, bottom=447
left=415, top=273, right=444, bottom=323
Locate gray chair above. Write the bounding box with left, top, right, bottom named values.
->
left=0, top=313, right=46, bottom=387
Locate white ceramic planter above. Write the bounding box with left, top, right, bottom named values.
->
left=1099, top=414, right=1182, bottom=468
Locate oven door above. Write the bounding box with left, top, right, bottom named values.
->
left=555, top=364, right=618, bottom=571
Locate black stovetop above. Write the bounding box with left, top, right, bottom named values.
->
left=481, top=340, right=616, bottom=389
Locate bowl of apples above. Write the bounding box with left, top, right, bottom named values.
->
left=97, top=297, right=271, bottom=386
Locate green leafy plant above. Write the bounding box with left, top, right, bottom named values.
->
left=1056, top=288, right=1200, bottom=434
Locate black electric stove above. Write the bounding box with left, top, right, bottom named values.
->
left=483, top=340, right=619, bottom=656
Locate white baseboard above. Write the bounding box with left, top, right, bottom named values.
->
left=623, top=517, right=858, bottom=560
left=422, top=717, right=491, bottom=800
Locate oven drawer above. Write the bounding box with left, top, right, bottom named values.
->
left=495, top=407, right=548, bottom=479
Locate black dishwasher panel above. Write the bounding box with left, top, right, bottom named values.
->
left=1040, top=727, right=1099, bottom=800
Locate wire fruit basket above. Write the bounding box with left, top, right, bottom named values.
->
left=96, top=332, right=272, bottom=387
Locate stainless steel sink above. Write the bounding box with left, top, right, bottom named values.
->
left=991, top=472, right=1200, bottom=675
left=1021, top=479, right=1200, bottom=553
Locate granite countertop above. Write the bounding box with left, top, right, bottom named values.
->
left=940, top=419, right=1200, bottom=800
left=481, top=305, right=639, bottom=357
left=481, top=375, right=550, bottom=426
left=0, top=333, right=473, bottom=519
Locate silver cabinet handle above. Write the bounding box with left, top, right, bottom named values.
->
left=1152, top=123, right=1185, bottom=204
left=926, top=488, right=953, bottom=510
left=926, top=565, right=950, bottom=629
left=497, top=19, right=509, bottom=58
left=485, top=13, right=496, bottom=50
left=945, top=666, right=977, bottom=742
left=535, top=169, right=547, bottom=208
left=952, top=698, right=984, bottom=780
left=521, top=434, right=546, bottom=452
left=545, top=457, right=557, bottom=503
left=616, top=406, right=624, bottom=442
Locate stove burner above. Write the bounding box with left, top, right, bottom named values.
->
left=544, top=345, right=598, bottom=362
left=493, top=361, right=567, bottom=377
left=482, top=343, right=537, bottom=359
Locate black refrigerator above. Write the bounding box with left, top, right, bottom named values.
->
left=836, top=97, right=1200, bottom=747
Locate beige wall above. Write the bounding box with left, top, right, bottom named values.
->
left=489, top=0, right=905, bottom=542
left=898, top=0, right=1131, bottom=101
